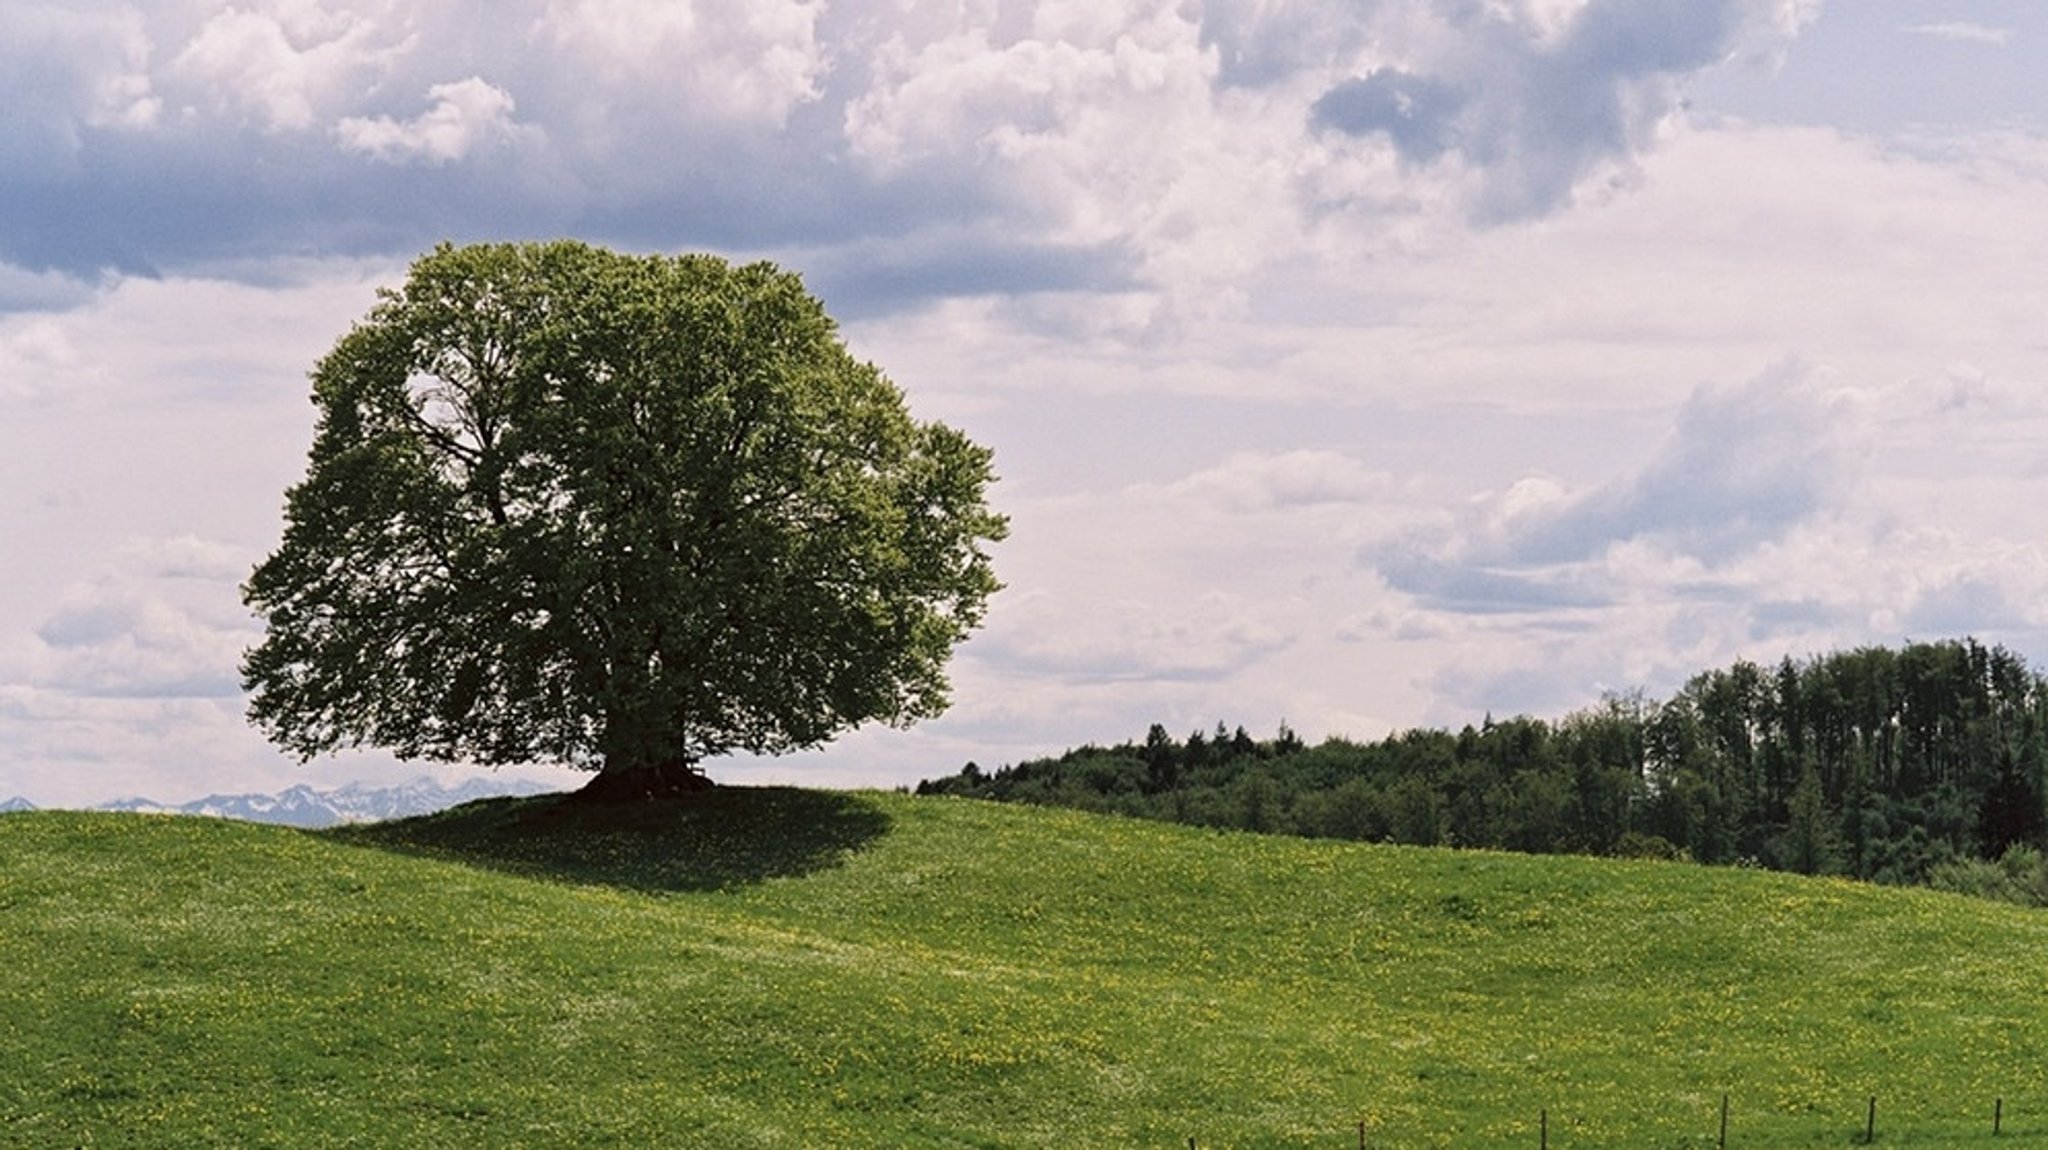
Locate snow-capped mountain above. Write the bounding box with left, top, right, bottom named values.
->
left=88, top=777, right=561, bottom=829
left=0, top=796, right=36, bottom=814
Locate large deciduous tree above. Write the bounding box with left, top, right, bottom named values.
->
left=242, top=241, right=1006, bottom=800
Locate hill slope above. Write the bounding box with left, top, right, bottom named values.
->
left=5, top=791, right=2048, bottom=1147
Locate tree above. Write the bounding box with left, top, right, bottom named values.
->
left=1780, top=764, right=1842, bottom=876
left=242, top=241, right=1007, bottom=799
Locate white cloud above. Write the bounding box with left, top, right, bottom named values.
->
left=32, top=585, right=250, bottom=700
left=1526, top=358, right=1858, bottom=561
left=534, top=0, right=827, bottom=129
left=1307, top=0, right=1821, bottom=221
left=1159, top=451, right=1392, bottom=513
left=120, top=534, right=253, bottom=583
left=1365, top=359, right=1861, bottom=616
left=336, top=76, right=535, bottom=164
left=832, top=114, right=2048, bottom=424
left=70, top=6, right=160, bottom=130
left=980, top=589, right=1292, bottom=684
left=0, top=262, right=102, bottom=315
left=10, top=1, right=2048, bottom=810
left=170, top=2, right=409, bottom=132
left=841, top=2, right=1313, bottom=317
left=1905, top=23, right=2013, bottom=47
left=0, top=4, right=159, bottom=165
left=1905, top=568, right=2041, bottom=636
left=0, top=317, right=90, bottom=400
left=1, top=527, right=258, bottom=706
left=1340, top=351, right=2048, bottom=723
left=0, top=265, right=385, bottom=676
left=0, top=0, right=1815, bottom=309
left=839, top=109, right=2048, bottom=761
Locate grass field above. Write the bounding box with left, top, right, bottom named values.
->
left=6, top=788, right=2048, bottom=1147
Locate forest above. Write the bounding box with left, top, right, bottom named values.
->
left=918, top=639, right=2048, bottom=901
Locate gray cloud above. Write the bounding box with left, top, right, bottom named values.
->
left=1905, top=574, right=2036, bottom=637
left=1376, top=554, right=1613, bottom=615
left=1370, top=359, right=1855, bottom=612
left=1200, top=0, right=1373, bottom=88
left=795, top=230, right=1139, bottom=320
left=1511, top=360, right=1848, bottom=564
left=0, top=263, right=102, bottom=314
left=1312, top=0, right=1783, bottom=219
left=11, top=3, right=2048, bottom=816
left=0, top=3, right=923, bottom=279
left=33, top=589, right=248, bottom=700
left=1747, top=597, right=1848, bottom=639
left=972, top=592, right=1294, bottom=687
left=0, top=0, right=1813, bottom=314
left=1312, top=69, right=1466, bottom=161
left=1426, top=652, right=1611, bottom=726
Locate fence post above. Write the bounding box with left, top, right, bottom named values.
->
left=1997, top=1097, right=2004, bottom=1135
left=1358, top=1118, right=1367, bottom=1149
left=1540, top=1108, right=1548, bottom=1150
left=1865, top=1096, right=1877, bottom=1144
left=1719, top=1093, right=1728, bottom=1149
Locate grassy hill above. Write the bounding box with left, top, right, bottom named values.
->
left=5, top=789, right=2048, bottom=1147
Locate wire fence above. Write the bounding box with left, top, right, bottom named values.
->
left=1184, top=1092, right=2048, bottom=1147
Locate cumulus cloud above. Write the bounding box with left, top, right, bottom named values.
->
left=0, top=0, right=1817, bottom=320
left=0, top=4, right=159, bottom=168
left=19, top=0, right=2048, bottom=812
left=30, top=582, right=251, bottom=700
left=13, top=530, right=256, bottom=706
left=170, top=3, right=411, bottom=133
left=1509, top=359, right=1854, bottom=562
left=1338, top=346, right=2048, bottom=725
left=1309, top=0, right=1815, bottom=219
left=336, top=77, right=536, bottom=164
left=1370, top=359, right=1859, bottom=612
left=841, top=4, right=1228, bottom=229
left=0, top=262, right=103, bottom=315
left=1312, top=69, right=1467, bottom=161
left=536, top=0, right=826, bottom=128
left=1199, top=0, right=1373, bottom=88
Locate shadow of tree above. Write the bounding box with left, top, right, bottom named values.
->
left=323, top=786, right=893, bottom=894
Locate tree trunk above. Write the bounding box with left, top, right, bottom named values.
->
left=572, top=759, right=715, bottom=804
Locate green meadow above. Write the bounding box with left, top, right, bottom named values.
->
left=6, top=788, right=2048, bottom=1147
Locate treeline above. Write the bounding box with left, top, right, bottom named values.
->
left=918, top=639, right=2048, bottom=893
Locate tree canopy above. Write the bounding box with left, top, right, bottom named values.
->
left=921, top=639, right=2048, bottom=895
left=243, top=241, right=1006, bottom=798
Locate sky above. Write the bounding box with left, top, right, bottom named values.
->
left=6, top=0, right=2048, bottom=807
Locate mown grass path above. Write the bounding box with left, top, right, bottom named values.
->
left=5, top=790, right=2048, bottom=1146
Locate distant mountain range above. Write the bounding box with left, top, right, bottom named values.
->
left=0, top=777, right=562, bottom=829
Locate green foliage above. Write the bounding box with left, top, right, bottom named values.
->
left=243, top=241, right=1005, bottom=782
left=1929, top=845, right=2048, bottom=908
left=922, top=639, right=2048, bottom=895
left=10, top=796, right=2048, bottom=1146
